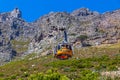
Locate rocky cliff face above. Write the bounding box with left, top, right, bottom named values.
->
left=31, top=8, right=120, bottom=52
left=0, top=8, right=120, bottom=64
left=0, top=8, right=40, bottom=65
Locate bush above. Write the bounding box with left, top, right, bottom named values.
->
left=76, top=35, right=88, bottom=41
left=107, top=65, right=118, bottom=71
left=28, top=69, right=69, bottom=80
left=99, top=55, right=110, bottom=61
left=22, top=72, right=29, bottom=78
left=10, top=75, right=17, bottom=79
left=69, top=67, right=77, bottom=72
left=20, top=68, right=28, bottom=72
left=0, top=73, right=4, bottom=77
left=79, top=70, right=99, bottom=80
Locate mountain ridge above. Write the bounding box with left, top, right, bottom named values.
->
left=0, top=8, right=120, bottom=64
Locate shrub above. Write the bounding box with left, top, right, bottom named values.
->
left=3, top=77, right=11, bottom=80
left=17, top=78, right=24, bottom=80
left=107, top=65, right=118, bottom=71
left=69, top=67, right=77, bottom=72
left=0, top=73, right=4, bottom=77
left=79, top=70, right=99, bottom=80
left=99, top=55, right=110, bottom=61
left=20, top=68, right=28, bottom=72
left=76, top=35, right=88, bottom=41
left=22, top=72, right=29, bottom=78
left=10, top=75, right=17, bottom=79
left=28, top=69, right=69, bottom=80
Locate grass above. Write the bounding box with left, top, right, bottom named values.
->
left=0, top=43, right=119, bottom=80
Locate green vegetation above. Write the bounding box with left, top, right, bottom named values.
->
left=11, top=40, right=30, bottom=54
left=79, top=21, right=92, bottom=27
left=77, top=35, right=88, bottom=41
left=27, top=69, right=69, bottom=80
left=98, top=29, right=105, bottom=33
left=45, top=55, right=119, bottom=79
left=0, top=43, right=120, bottom=80
left=11, top=40, right=30, bottom=45
left=69, top=33, right=76, bottom=36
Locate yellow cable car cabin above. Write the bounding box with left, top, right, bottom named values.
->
left=54, top=43, right=73, bottom=59
left=53, top=29, right=73, bottom=59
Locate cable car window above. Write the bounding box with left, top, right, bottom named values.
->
left=69, top=45, right=72, bottom=50
left=57, top=44, right=60, bottom=50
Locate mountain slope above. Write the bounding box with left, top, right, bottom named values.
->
left=0, top=43, right=119, bottom=79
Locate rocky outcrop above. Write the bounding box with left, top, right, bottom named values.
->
left=11, top=8, right=22, bottom=18
left=0, top=8, right=40, bottom=64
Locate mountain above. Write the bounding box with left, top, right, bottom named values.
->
left=0, top=8, right=120, bottom=64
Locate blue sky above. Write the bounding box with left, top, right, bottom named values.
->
left=0, top=0, right=120, bottom=22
